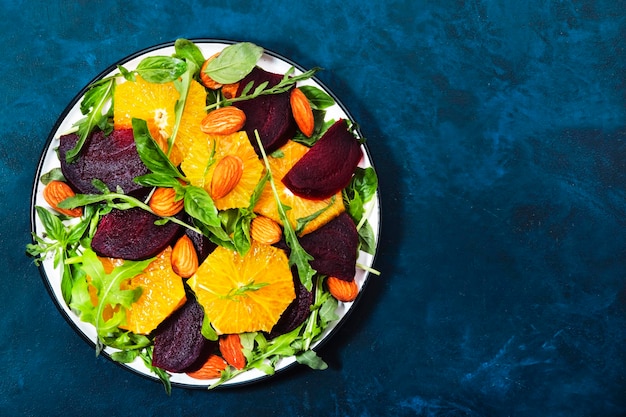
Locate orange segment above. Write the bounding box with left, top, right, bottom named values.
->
left=119, top=247, right=187, bottom=335
left=113, top=75, right=208, bottom=164
left=254, top=140, right=345, bottom=235
left=181, top=131, right=264, bottom=210
left=187, top=241, right=295, bottom=334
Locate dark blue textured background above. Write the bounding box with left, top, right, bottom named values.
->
left=2, top=1, right=625, bottom=416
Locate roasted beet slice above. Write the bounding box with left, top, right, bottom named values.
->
left=91, top=207, right=180, bottom=260
left=282, top=119, right=363, bottom=200
left=233, top=67, right=296, bottom=155
left=269, top=270, right=313, bottom=338
left=152, top=295, right=210, bottom=373
left=299, top=212, right=359, bottom=281
left=58, top=128, right=149, bottom=196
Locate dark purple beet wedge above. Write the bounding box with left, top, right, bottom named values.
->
left=91, top=207, right=180, bottom=260
left=299, top=212, right=359, bottom=281
left=269, top=269, right=313, bottom=338
left=152, top=295, right=210, bottom=373
left=233, top=67, right=296, bottom=155
left=282, top=119, right=363, bottom=200
left=58, top=128, right=149, bottom=196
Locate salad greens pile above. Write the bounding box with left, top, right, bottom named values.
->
left=27, top=39, right=378, bottom=393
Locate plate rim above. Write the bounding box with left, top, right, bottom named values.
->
left=29, top=37, right=382, bottom=390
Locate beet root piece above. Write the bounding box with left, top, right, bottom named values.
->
left=233, top=67, right=296, bottom=155
left=91, top=207, right=180, bottom=260
left=58, top=128, right=149, bottom=196
left=299, top=212, right=359, bottom=281
left=282, top=119, right=363, bottom=200
left=152, top=295, right=210, bottom=373
left=269, top=270, right=313, bottom=338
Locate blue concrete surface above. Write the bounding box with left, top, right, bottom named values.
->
left=1, top=0, right=625, bottom=416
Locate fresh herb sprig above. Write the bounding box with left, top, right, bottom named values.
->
left=254, top=131, right=316, bottom=291
left=206, top=66, right=321, bottom=111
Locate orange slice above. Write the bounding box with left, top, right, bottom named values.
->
left=181, top=131, right=264, bottom=210
left=187, top=241, right=295, bottom=334
left=113, top=75, right=208, bottom=164
left=254, top=140, right=345, bottom=235
left=119, top=247, right=187, bottom=335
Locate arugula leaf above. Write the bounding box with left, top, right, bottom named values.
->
left=65, top=78, right=115, bottom=163
left=27, top=206, right=95, bottom=303
left=205, top=42, right=263, bottom=84
left=75, top=248, right=152, bottom=354
left=254, top=131, right=316, bottom=290
left=170, top=59, right=198, bottom=152
left=207, top=66, right=321, bottom=111
left=296, top=349, right=327, bottom=370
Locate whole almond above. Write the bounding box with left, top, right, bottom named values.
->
left=149, top=187, right=184, bottom=217
left=43, top=180, right=82, bottom=217
left=290, top=87, right=314, bottom=137
left=200, top=106, right=246, bottom=135
left=199, top=53, right=222, bottom=90
left=186, top=354, right=228, bottom=380
left=171, top=235, right=199, bottom=278
left=250, top=216, right=282, bottom=245
left=211, top=155, right=244, bottom=200
left=221, top=82, right=240, bottom=99
left=219, top=334, right=246, bottom=370
left=326, top=277, right=359, bottom=302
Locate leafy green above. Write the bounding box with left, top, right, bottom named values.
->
left=343, top=167, right=379, bottom=255
left=254, top=131, right=316, bottom=291
left=133, top=56, right=188, bottom=83
left=174, top=38, right=206, bottom=70
left=131, top=118, right=182, bottom=180
left=65, top=78, right=115, bottom=163
left=27, top=205, right=96, bottom=303
left=299, top=85, right=335, bottom=110
left=206, top=66, right=321, bottom=111
left=71, top=248, right=152, bottom=354
left=205, top=42, right=263, bottom=84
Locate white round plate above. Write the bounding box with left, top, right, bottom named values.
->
left=31, top=39, right=380, bottom=389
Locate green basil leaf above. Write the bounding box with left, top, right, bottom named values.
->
left=358, top=220, right=377, bottom=255
left=299, top=85, right=335, bottom=110
left=132, top=118, right=181, bottom=178
left=183, top=185, right=220, bottom=228
left=40, top=168, right=65, bottom=185
left=135, top=56, right=187, bottom=83
left=174, top=38, right=205, bottom=70
left=205, top=42, right=263, bottom=84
